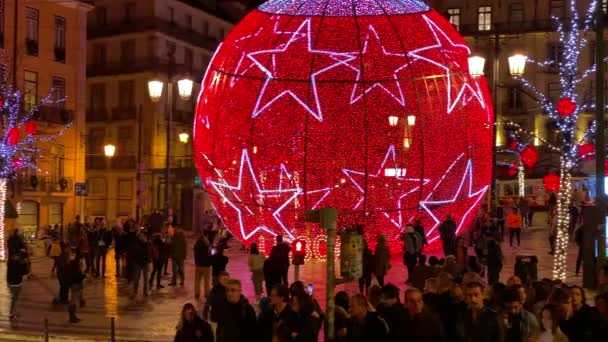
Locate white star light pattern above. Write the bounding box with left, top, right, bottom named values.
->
left=246, top=19, right=356, bottom=121
left=418, top=153, right=489, bottom=243
left=271, top=163, right=332, bottom=209
left=344, top=25, right=409, bottom=106
left=342, top=145, right=429, bottom=230
left=207, top=149, right=301, bottom=241
left=195, top=43, right=224, bottom=132
left=408, top=15, right=486, bottom=114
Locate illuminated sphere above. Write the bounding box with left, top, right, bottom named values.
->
left=193, top=0, right=493, bottom=253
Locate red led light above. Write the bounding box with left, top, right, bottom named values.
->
left=193, top=2, right=492, bottom=254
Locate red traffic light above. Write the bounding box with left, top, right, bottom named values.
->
left=292, top=239, right=306, bottom=265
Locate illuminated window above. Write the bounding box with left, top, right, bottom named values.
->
left=447, top=8, right=460, bottom=30
left=478, top=6, right=492, bottom=31
left=24, top=70, right=38, bottom=112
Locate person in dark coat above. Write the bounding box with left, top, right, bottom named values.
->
left=131, top=232, right=152, bottom=298
left=194, top=234, right=212, bottom=299
left=124, top=223, right=138, bottom=282
left=210, top=247, right=229, bottom=286
left=7, top=253, right=26, bottom=319
left=263, top=256, right=282, bottom=296
left=174, top=303, right=214, bottom=342
left=359, top=247, right=373, bottom=294
left=260, top=284, right=299, bottom=342
left=376, top=284, right=407, bottom=342
left=404, top=288, right=445, bottom=342
left=485, top=231, right=503, bottom=286
left=456, top=281, right=505, bottom=342
left=347, top=294, right=388, bottom=341
left=55, top=248, right=71, bottom=304
left=95, top=222, right=113, bottom=278
left=291, top=292, right=323, bottom=342
left=66, top=249, right=86, bottom=323
left=215, top=279, right=257, bottom=342
left=203, top=272, right=229, bottom=322
left=439, top=215, right=457, bottom=257
left=170, top=228, right=187, bottom=286
left=413, top=219, right=428, bottom=246
left=86, top=223, right=100, bottom=275
left=149, top=234, right=165, bottom=290
left=112, top=226, right=125, bottom=277
left=567, top=285, right=603, bottom=341
left=270, top=235, right=291, bottom=286
left=7, top=228, right=26, bottom=258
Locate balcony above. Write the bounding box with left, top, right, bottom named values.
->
left=112, top=106, right=137, bottom=120
left=16, top=175, right=73, bottom=193
left=45, top=177, right=73, bottom=193
left=86, top=155, right=108, bottom=170
left=111, top=155, right=136, bottom=169
left=87, top=16, right=220, bottom=51
left=87, top=57, right=204, bottom=78
left=86, top=107, right=108, bottom=122
left=32, top=105, right=73, bottom=124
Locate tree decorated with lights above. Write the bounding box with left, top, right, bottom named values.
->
left=0, top=63, right=70, bottom=261
left=497, top=131, right=540, bottom=197
left=510, top=0, right=600, bottom=280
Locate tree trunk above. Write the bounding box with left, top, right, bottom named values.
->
left=553, top=163, right=572, bottom=281
left=0, top=178, right=7, bottom=261
left=518, top=163, right=525, bottom=197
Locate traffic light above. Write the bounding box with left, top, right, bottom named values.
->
left=292, top=239, right=306, bottom=265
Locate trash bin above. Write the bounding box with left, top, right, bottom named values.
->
left=514, top=255, right=538, bottom=285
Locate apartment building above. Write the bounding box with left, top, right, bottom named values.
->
left=1, top=0, right=90, bottom=235
left=429, top=0, right=599, bottom=181
left=85, top=0, right=234, bottom=228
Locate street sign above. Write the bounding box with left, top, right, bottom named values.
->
left=74, top=182, right=88, bottom=196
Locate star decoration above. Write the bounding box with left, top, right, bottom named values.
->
left=344, top=25, right=409, bottom=106
left=247, top=19, right=356, bottom=121
left=418, top=153, right=489, bottom=243
left=207, top=149, right=302, bottom=241
left=342, top=145, right=429, bottom=230
left=408, top=15, right=486, bottom=113
left=195, top=45, right=224, bottom=132
left=270, top=163, right=332, bottom=209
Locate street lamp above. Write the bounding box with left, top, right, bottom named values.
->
left=388, top=115, right=399, bottom=127
left=179, top=132, right=190, bottom=144
left=407, top=115, right=416, bottom=126
left=148, top=76, right=194, bottom=221
left=508, top=54, right=527, bottom=77
left=468, top=55, right=486, bottom=77
left=104, top=144, right=116, bottom=157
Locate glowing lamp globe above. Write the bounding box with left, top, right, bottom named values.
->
left=193, top=0, right=493, bottom=254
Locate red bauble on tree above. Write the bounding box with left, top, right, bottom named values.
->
left=24, top=121, right=37, bottom=135
left=520, top=145, right=538, bottom=168
left=7, top=127, right=19, bottom=146
left=556, top=97, right=576, bottom=116
left=578, top=143, right=595, bottom=160
left=193, top=0, right=493, bottom=253
left=509, top=141, right=518, bottom=150
left=12, top=157, right=24, bottom=169
left=543, top=173, right=561, bottom=192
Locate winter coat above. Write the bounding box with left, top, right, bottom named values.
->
left=402, top=231, right=423, bottom=255
left=67, top=259, right=85, bottom=287
left=376, top=303, right=408, bottom=342
left=133, top=240, right=152, bottom=266
left=7, top=256, right=26, bottom=286
left=113, top=230, right=125, bottom=255
left=346, top=312, right=388, bottom=342
left=486, top=239, right=503, bottom=267
left=373, top=244, right=391, bottom=277
left=506, top=213, right=522, bottom=230
left=439, top=219, right=457, bottom=241
left=171, top=232, right=188, bottom=261
left=270, top=243, right=291, bottom=269
left=216, top=296, right=257, bottom=342
left=505, top=309, right=540, bottom=342
left=211, top=254, right=229, bottom=276
left=87, top=229, right=100, bottom=251
left=403, top=309, right=445, bottom=342
left=194, top=238, right=212, bottom=267
left=174, top=315, right=214, bottom=342
left=454, top=307, right=505, bottom=342
left=98, top=228, right=113, bottom=250
left=248, top=253, right=265, bottom=272
left=204, top=284, right=227, bottom=322
left=7, top=234, right=26, bottom=257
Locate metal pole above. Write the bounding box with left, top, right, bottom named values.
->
left=111, top=317, right=116, bottom=342
left=294, top=264, right=300, bottom=283
left=489, top=31, right=500, bottom=212
left=12, top=0, right=18, bottom=86
left=595, top=4, right=607, bottom=264
left=44, top=318, right=49, bottom=342
left=136, top=104, right=143, bottom=223
left=165, top=82, right=173, bottom=222
left=320, top=208, right=337, bottom=341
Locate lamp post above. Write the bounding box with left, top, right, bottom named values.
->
left=148, top=77, right=193, bottom=222
left=103, top=144, right=116, bottom=157
left=468, top=52, right=526, bottom=211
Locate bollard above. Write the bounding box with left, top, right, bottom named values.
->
left=111, top=317, right=116, bottom=342
left=44, top=318, right=49, bottom=342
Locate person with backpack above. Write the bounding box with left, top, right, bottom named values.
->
left=402, top=225, right=423, bottom=283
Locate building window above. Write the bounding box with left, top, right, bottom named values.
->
left=87, top=128, right=105, bottom=156
left=603, top=0, right=607, bottom=13
left=118, top=126, right=134, bottom=155
left=508, top=87, right=523, bottom=109
left=51, top=145, right=65, bottom=180
left=509, top=3, right=524, bottom=23
left=121, top=39, right=136, bottom=65
left=168, top=7, right=175, bottom=24
left=185, top=48, right=193, bottom=69
left=478, top=6, right=492, bottom=31
left=25, top=7, right=39, bottom=55
left=118, top=80, right=135, bottom=108
left=550, top=0, right=566, bottom=18
left=166, top=41, right=177, bottom=60
left=0, top=0, right=5, bottom=48
left=186, top=14, right=192, bottom=30
left=124, top=2, right=135, bottom=23
left=24, top=71, right=38, bottom=112
left=96, top=7, right=107, bottom=26
left=89, top=83, right=106, bottom=118
left=548, top=42, right=565, bottom=67
left=446, top=8, right=460, bottom=31
left=49, top=203, right=63, bottom=225
left=88, top=177, right=107, bottom=196
left=92, top=43, right=106, bottom=66
left=16, top=201, right=38, bottom=234
left=52, top=77, right=66, bottom=109
left=54, top=16, right=66, bottom=62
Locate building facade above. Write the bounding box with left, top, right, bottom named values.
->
left=85, top=0, right=234, bottom=228
left=429, top=0, right=600, bottom=191
left=1, top=0, right=90, bottom=236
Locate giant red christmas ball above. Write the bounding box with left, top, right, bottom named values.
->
left=520, top=145, right=539, bottom=168
left=578, top=143, right=595, bottom=160
left=543, top=173, right=561, bottom=192
left=193, top=0, right=493, bottom=253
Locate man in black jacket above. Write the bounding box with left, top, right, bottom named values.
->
left=404, top=288, right=445, bottom=342
left=194, top=234, right=212, bottom=299
left=376, top=284, right=408, bottom=341
left=203, top=271, right=230, bottom=322
left=456, top=281, right=505, bottom=342
left=95, top=220, right=113, bottom=278
left=131, top=232, right=152, bottom=299
left=347, top=294, right=388, bottom=341
left=216, top=279, right=257, bottom=342
left=270, top=235, right=291, bottom=286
